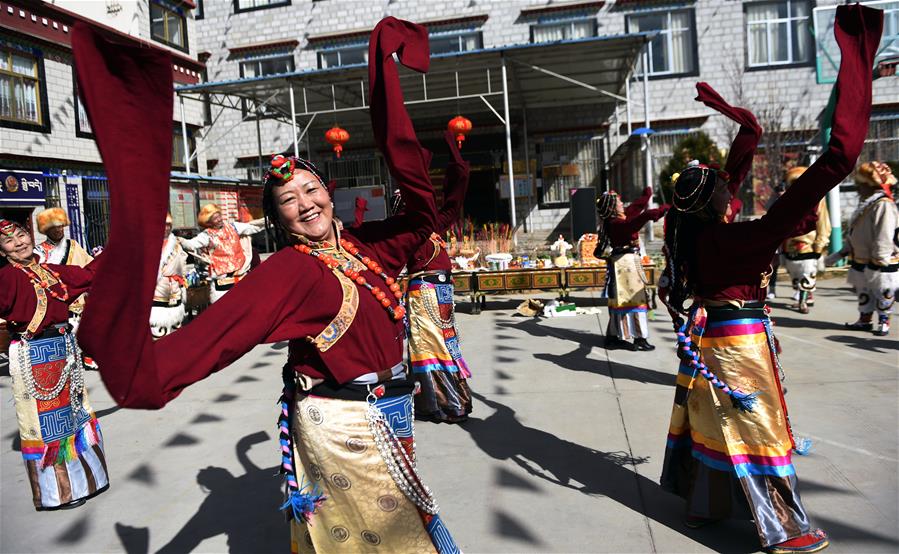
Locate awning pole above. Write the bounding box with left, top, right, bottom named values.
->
left=521, top=106, right=531, bottom=234
left=642, top=49, right=654, bottom=243
left=179, top=96, right=190, bottom=173
left=501, top=54, right=518, bottom=243
left=625, top=73, right=633, bottom=135
left=256, top=106, right=264, bottom=185
left=289, top=84, right=299, bottom=158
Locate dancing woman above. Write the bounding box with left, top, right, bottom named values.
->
left=73, top=17, right=458, bottom=553
left=404, top=142, right=473, bottom=423
left=658, top=5, right=881, bottom=553
left=595, top=187, right=669, bottom=351
left=0, top=219, right=108, bottom=510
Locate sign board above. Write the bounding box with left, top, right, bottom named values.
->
left=334, top=185, right=387, bottom=224
left=497, top=175, right=535, bottom=199
left=814, top=1, right=899, bottom=84
left=0, top=169, right=44, bottom=206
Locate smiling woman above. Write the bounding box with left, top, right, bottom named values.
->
left=0, top=219, right=109, bottom=511
left=72, top=16, right=459, bottom=554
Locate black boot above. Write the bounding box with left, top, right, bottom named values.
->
left=634, top=338, right=656, bottom=351
left=605, top=335, right=635, bottom=351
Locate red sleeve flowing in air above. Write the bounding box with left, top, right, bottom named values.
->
left=695, top=4, right=882, bottom=301
left=72, top=17, right=442, bottom=408
left=354, top=17, right=439, bottom=278
left=407, top=131, right=471, bottom=273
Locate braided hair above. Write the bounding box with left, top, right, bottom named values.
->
left=261, top=155, right=329, bottom=250
left=594, top=191, right=619, bottom=257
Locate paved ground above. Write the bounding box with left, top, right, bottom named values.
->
left=1, top=277, right=897, bottom=553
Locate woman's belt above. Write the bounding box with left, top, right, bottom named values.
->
left=867, top=262, right=899, bottom=273
left=307, top=377, right=415, bottom=401
left=409, top=270, right=452, bottom=285
left=703, top=302, right=766, bottom=322
left=10, top=322, right=70, bottom=342
left=850, top=261, right=867, bottom=272
left=784, top=251, right=820, bottom=261
left=611, top=246, right=639, bottom=256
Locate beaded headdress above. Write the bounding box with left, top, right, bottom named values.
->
left=595, top=191, right=619, bottom=219
left=671, top=160, right=729, bottom=214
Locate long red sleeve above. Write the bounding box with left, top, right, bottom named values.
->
left=435, top=131, right=470, bottom=233
left=694, top=83, right=762, bottom=196
left=607, top=205, right=669, bottom=248
left=695, top=4, right=881, bottom=301
left=624, top=187, right=652, bottom=219
left=362, top=17, right=438, bottom=277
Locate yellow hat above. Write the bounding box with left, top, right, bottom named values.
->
left=784, top=166, right=807, bottom=187
left=856, top=161, right=897, bottom=189
left=197, top=204, right=221, bottom=228
left=36, top=207, right=70, bottom=234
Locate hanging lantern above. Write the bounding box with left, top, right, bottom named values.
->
left=325, top=126, right=350, bottom=158
left=447, top=115, right=472, bottom=149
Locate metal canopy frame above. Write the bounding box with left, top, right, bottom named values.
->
left=176, top=31, right=653, bottom=232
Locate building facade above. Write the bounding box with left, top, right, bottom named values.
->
left=0, top=0, right=207, bottom=250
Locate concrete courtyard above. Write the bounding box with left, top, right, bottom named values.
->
left=1, top=276, right=897, bottom=553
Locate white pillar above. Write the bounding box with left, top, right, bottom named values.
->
left=289, top=84, right=299, bottom=158
left=179, top=96, right=190, bottom=173
left=501, top=54, right=518, bottom=240
left=642, top=49, right=654, bottom=243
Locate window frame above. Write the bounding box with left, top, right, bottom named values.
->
left=72, top=71, right=93, bottom=139
left=195, top=0, right=204, bottom=20
left=149, top=0, right=189, bottom=53
left=316, top=41, right=369, bottom=69
left=624, top=7, right=699, bottom=80
left=171, top=123, right=198, bottom=173
left=529, top=16, right=598, bottom=44
left=744, top=0, right=814, bottom=70
left=428, top=28, right=484, bottom=56
left=238, top=53, right=295, bottom=117
left=0, top=45, right=51, bottom=133
left=233, top=0, right=291, bottom=15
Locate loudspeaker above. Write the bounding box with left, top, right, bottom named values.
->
left=570, top=187, right=597, bottom=241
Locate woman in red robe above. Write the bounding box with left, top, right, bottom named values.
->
left=658, top=6, right=880, bottom=553
left=0, top=219, right=109, bottom=511
left=595, top=187, right=669, bottom=351
left=72, top=17, right=458, bottom=553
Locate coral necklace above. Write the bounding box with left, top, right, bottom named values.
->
left=13, top=260, right=70, bottom=302
left=294, top=238, right=405, bottom=321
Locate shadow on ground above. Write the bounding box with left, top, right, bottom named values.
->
left=461, top=392, right=758, bottom=553
left=112, top=430, right=286, bottom=554
left=497, top=319, right=674, bottom=386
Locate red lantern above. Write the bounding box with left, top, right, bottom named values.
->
left=325, top=126, right=350, bottom=158
left=447, top=115, right=472, bottom=149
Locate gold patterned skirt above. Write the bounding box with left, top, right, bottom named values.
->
left=288, top=391, right=458, bottom=553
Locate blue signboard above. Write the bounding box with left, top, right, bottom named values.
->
left=0, top=169, right=45, bottom=206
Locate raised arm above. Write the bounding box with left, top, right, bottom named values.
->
left=360, top=17, right=438, bottom=276
left=179, top=231, right=210, bottom=252
left=624, top=187, right=652, bottom=219
left=615, top=205, right=670, bottom=238
left=762, top=4, right=881, bottom=239
left=435, top=131, right=471, bottom=232
left=71, top=24, right=315, bottom=408
left=694, top=83, right=762, bottom=196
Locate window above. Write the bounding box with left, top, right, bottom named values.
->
left=234, top=0, right=290, bottom=14
left=317, top=43, right=368, bottom=69
left=531, top=18, right=596, bottom=43
left=239, top=54, right=294, bottom=115
left=172, top=125, right=197, bottom=172
left=150, top=0, right=188, bottom=52
left=73, top=77, right=92, bottom=138
left=429, top=29, right=483, bottom=55
left=627, top=9, right=697, bottom=77
left=538, top=138, right=603, bottom=206
left=195, top=0, right=204, bottom=20
left=0, top=46, right=49, bottom=132
left=746, top=0, right=812, bottom=68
